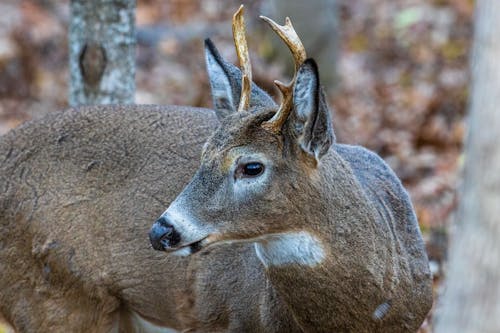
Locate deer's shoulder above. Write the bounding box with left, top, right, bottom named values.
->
left=333, top=143, right=414, bottom=222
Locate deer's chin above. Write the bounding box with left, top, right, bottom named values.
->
left=164, top=236, right=209, bottom=256
left=167, top=233, right=268, bottom=256
left=174, top=233, right=240, bottom=256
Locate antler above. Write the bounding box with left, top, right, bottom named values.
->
left=232, top=5, right=252, bottom=112
left=260, top=16, right=307, bottom=133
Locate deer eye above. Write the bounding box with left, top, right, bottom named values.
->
left=237, top=162, right=265, bottom=178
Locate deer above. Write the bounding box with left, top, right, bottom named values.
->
left=149, top=6, right=433, bottom=333
left=0, top=6, right=432, bottom=333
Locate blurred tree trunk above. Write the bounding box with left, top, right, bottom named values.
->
left=262, top=0, right=339, bottom=90
left=69, top=0, right=136, bottom=106
left=435, top=1, right=500, bottom=332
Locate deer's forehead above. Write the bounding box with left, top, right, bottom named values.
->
left=207, top=109, right=276, bottom=143
left=204, top=124, right=277, bottom=156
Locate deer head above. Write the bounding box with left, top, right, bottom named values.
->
left=149, top=6, right=335, bottom=257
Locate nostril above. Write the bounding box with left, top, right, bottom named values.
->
left=163, top=226, right=173, bottom=238
left=149, top=217, right=181, bottom=250
left=149, top=222, right=172, bottom=251
left=164, top=226, right=181, bottom=247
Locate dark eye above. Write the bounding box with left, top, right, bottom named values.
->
left=241, top=162, right=264, bottom=178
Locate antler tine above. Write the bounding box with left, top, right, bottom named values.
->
left=259, top=16, right=306, bottom=71
left=232, top=5, right=252, bottom=112
left=260, top=15, right=307, bottom=134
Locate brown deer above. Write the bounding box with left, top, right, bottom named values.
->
left=0, top=6, right=431, bottom=333
left=149, top=6, right=433, bottom=333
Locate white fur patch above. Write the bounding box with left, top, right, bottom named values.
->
left=372, top=301, right=391, bottom=320
left=130, top=311, right=179, bottom=333
left=254, top=231, right=325, bottom=267
left=170, top=246, right=192, bottom=257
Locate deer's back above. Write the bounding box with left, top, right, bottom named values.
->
left=0, top=105, right=218, bottom=330
left=0, top=104, right=217, bottom=241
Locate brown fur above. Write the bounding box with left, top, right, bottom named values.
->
left=158, top=108, right=433, bottom=332
left=0, top=105, right=299, bottom=332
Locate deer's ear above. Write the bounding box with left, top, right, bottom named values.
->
left=204, top=39, right=276, bottom=121
left=288, top=59, right=335, bottom=160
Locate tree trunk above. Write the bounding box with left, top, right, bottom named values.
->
left=69, top=0, right=136, bottom=106
left=435, top=1, right=500, bottom=332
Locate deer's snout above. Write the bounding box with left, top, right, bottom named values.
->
left=149, top=216, right=181, bottom=251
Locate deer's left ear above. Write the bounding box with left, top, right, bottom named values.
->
left=287, top=59, right=335, bottom=160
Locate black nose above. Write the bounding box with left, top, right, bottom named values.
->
left=149, top=216, right=181, bottom=251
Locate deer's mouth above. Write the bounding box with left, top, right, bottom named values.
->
left=164, top=233, right=230, bottom=256
left=164, top=236, right=209, bottom=255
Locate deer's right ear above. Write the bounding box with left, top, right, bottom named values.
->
left=204, top=39, right=275, bottom=121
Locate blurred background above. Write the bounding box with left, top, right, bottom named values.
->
left=0, top=0, right=473, bottom=332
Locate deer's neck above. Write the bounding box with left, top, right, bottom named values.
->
left=254, top=231, right=326, bottom=268
left=253, top=162, right=392, bottom=331
left=253, top=227, right=386, bottom=332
